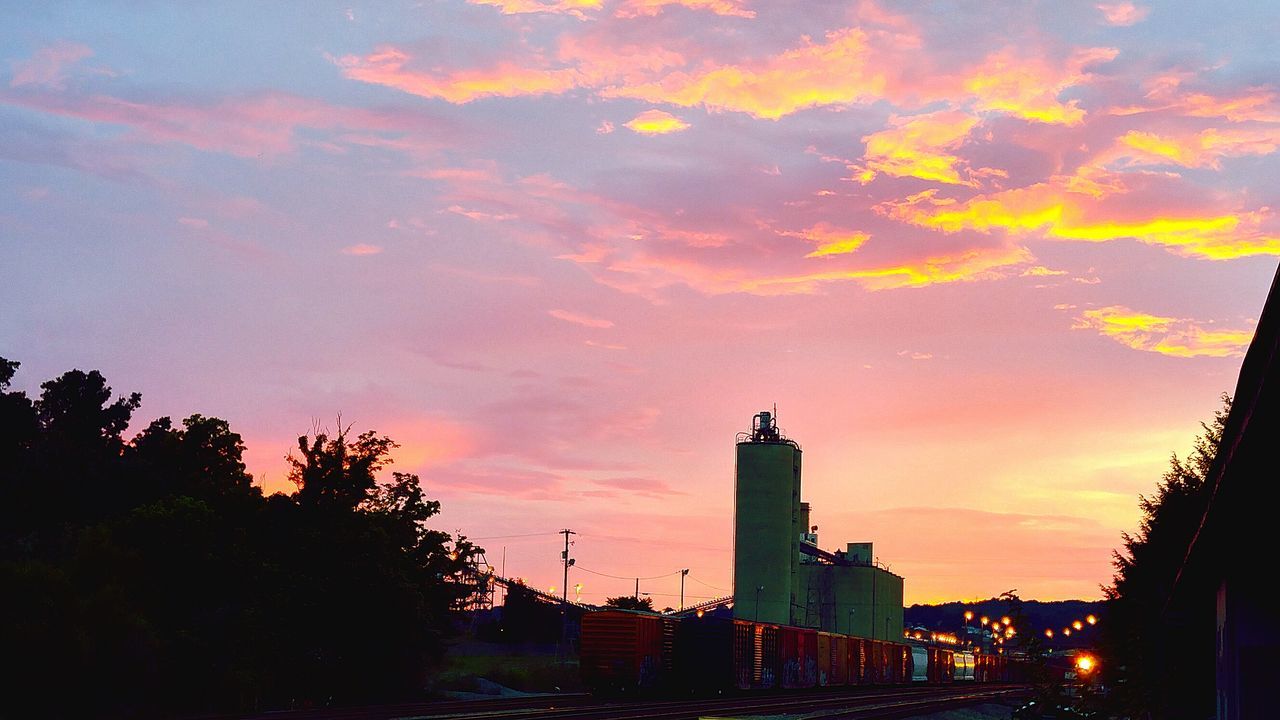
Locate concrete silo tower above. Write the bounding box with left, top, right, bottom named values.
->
left=733, top=410, right=801, bottom=625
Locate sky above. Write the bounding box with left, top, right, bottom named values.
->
left=2, top=1, right=1279, bottom=605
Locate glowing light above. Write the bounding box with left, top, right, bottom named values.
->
left=980, top=616, right=989, bottom=626
left=1087, top=615, right=1097, bottom=625
left=1076, top=655, right=1096, bottom=673
left=1063, top=628, right=1072, bottom=636
left=964, top=611, right=974, bottom=621
left=1073, top=620, right=1084, bottom=631
left=696, top=609, right=705, bottom=618
left=1045, top=629, right=1054, bottom=638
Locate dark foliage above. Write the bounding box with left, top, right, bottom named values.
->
left=0, top=358, right=482, bottom=718
left=1099, top=395, right=1229, bottom=719
left=604, top=595, right=655, bottom=611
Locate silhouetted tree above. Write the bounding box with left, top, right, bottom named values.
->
left=604, top=595, right=655, bottom=611
left=0, top=358, right=482, bottom=717
left=1101, top=395, right=1229, bottom=719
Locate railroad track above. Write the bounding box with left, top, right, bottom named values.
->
left=232, top=684, right=1025, bottom=720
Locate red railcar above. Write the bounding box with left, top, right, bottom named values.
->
left=580, top=610, right=671, bottom=693
left=779, top=625, right=818, bottom=688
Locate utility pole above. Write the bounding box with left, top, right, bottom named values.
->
left=634, top=577, right=639, bottom=601
left=560, top=529, right=576, bottom=604
left=680, top=569, right=689, bottom=611
left=559, top=529, right=575, bottom=657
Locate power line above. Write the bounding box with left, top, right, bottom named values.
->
left=687, top=574, right=729, bottom=593
left=470, top=532, right=558, bottom=541
left=575, top=565, right=684, bottom=581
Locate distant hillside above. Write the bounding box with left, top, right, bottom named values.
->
left=905, top=598, right=1107, bottom=649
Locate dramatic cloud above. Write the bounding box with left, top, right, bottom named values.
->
left=963, top=47, right=1118, bottom=125
left=855, top=110, right=986, bottom=186
left=1073, top=306, right=1255, bottom=357
left=623, top=108, right=690, bottom=134
left=880, top=176, right=1280, bottom=260
left=604, top=28, right=885, bottom=119
left=1115, top=128, right=1279, bottom=169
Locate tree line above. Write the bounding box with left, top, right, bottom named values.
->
left=0, top=358, right=481, bottom=718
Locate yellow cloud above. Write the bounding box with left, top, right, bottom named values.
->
left=964, top=47, right=1117, bottom=125
left=880, top=178, right=1280, bottom=260
left=1118, top=128, right=1278, bottom=169
left=623, top=109, right=691, bottom=134
left=741, top=244, right=1034, bottom=292
left=791, top=223, right=870, bottom=258
left=334, top=47, right=581, bottom=103
left=615, top=0, right=754, bottom=18
left=856, top=110, right=984, bottom=185
left=468, top=0, right=601, bottom=17
left=603, top=28, right=884, bottom=119
left=1074, top=306, right=1254, bottom=357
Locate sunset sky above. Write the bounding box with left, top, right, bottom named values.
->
left=3, top=1, right=1278, bottom=605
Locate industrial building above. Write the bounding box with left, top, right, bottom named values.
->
left=732, top=411, right=904, bottom=640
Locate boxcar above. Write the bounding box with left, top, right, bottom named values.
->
left=580, top=610, right=669, bottom=693
left=830, top=634, right=849, bottom=686
left=817, top=632, right=833, bottom=686
left=671, top=614, right=734, bottom=693
left=779, top=625, right=818, bottom=688
left=954, top=651, right=975, bottom=681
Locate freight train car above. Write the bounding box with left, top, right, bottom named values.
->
left=579, top=609, right=673, bottom=693
left=581, top=610, right=1010, bottom=696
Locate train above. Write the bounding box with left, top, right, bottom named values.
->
left=580, top=609, right=1015, bottom=694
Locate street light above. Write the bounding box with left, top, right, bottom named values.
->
left=755, top=585, right=764, bottom=622
left=1072, top=620, right=1084, bottom=631
left=1086, top=614, right=1097, bottom=625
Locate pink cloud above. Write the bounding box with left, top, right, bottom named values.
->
left=1096, top=2, right=1149, bottom=26
left=341, top=243, right=383, bottom=256
left=615, top=0, right=755, bottom=19
left=549, top=308, right=615, bottom=328
left=2, top=88, right=448, bottom=158
left=9, top=41, right=94, bottom=89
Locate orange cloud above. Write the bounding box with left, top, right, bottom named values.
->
left=880, top=179, right=1280, bottom=260
left=1096, top=2, right=1149, bottom=26
left=468, top=0, right=601, bottom=17
left=341, top=243, right=383, bottom=255
left=549, top=308, right=615, bottom=328
left=333, top=47, right=581, bottom=103
left=855, top=110, right=984, bottom=185
left=964, top=47, right=1117, bottom=125
left=1117, top=128, right=1279, bottom=168
left=1073, top=306, right=1254, bottom=357
left=623, top=109, right=690, bottom=134
left=603, top=28, right=885, bottom=119
left=615, top=0, right=754, bottom=18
